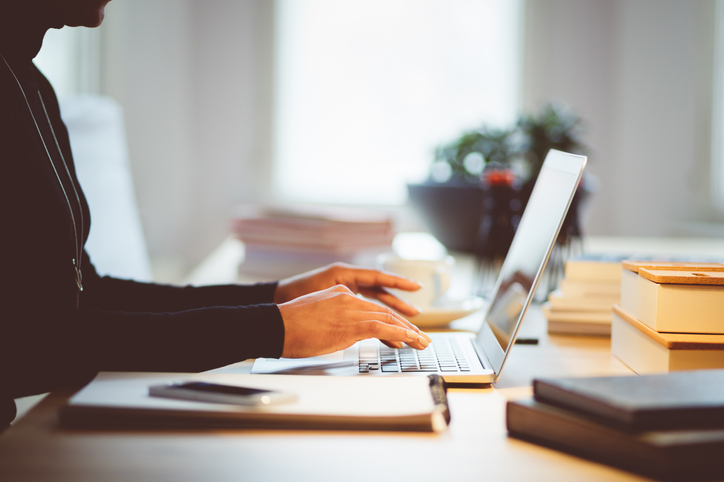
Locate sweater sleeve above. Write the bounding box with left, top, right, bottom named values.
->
left=1, top=300, right=285, bottom=400
left=81, top=251, right=279, bottom=312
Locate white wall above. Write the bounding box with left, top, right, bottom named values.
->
left=524, top=0, right=718, bottom=237
left=100, top=0, right=274, bottom=276
left=98, top=0, right=722, bottom=278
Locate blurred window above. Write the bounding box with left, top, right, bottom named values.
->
left=273, top=0, right=524, bottom=205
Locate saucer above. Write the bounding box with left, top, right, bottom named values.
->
left=404, top=297, right=486, bottom=328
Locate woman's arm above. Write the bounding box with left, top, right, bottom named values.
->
left=1, top=301, right=285, bottom=401
left=80, top=250, right=278, bottom=312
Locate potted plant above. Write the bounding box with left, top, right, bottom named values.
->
left=408, top=103, right=589, bottom=259
left=407, top=126, right=517, bottom=254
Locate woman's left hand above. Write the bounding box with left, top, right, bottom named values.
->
left=274, top=262, right=421, bottom=317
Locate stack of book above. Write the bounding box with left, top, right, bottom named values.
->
left=232, top=204, right=395, bottom=278
left=543, top=254, right=628, bottom=336
left=612, top=261, right=724, bottom=374
left=507, top=370, right=724, bottom=481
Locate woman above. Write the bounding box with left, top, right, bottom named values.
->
left=0, top=0, right=430, bottom=427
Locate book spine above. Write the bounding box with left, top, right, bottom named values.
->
left=532, top=380, right=632, bottom=426
left=506, top=400, right=666, bottom=479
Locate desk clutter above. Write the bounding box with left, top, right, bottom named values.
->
left=612, top=261, right=724, bottom=374
left=507, top=370, right=724, bottom=482
left=545, top=256, right=724, bottom=346
left=231, top=204, right=395, bottom=278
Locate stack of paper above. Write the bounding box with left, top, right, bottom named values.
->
left=612, top=261, right=724, bottom=374
left=543, top=254, right=627, bottom=336
left=232, top=204, right=395, bottom=278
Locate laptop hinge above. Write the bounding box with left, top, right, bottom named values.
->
left=471, top=338, right=492, bottom=371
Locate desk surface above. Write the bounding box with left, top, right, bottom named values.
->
left=4, top=235, right=720, bottom=482
left=0, top=318, right=642, bottom=482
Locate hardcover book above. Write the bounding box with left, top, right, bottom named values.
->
left=532, top=369, right=724, bottom=431
left=507, top=398, right=724, bottom=482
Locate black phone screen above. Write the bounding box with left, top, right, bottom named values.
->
left=171, top=382, right=272, bottom=396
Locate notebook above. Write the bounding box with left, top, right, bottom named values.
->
left=252, top=150, right=587, bottom=384
left=60, top=372, right=451, bottom=432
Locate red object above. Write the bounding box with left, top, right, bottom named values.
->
left=482, top=169, right=515, bottom=186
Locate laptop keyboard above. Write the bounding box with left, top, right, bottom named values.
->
left=358, top=338, right=471, bottom=373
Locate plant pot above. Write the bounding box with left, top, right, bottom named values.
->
left=407, top=181, right=485, bottom=254
left=407, top=178, right=591, bottom=257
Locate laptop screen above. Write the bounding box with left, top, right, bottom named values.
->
left=477, top=150, right=586, bottom=379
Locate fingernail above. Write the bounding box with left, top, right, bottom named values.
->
left=418, top=337, right=429, bottom=348
left=406, top=330, right=420, bottom=339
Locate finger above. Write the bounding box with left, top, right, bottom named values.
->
left=357, top=286, right=420, bottom=316
left=346, top=307, right=416, bottom=331
left=354, top=297, right=418, bottom=328
left=344, top=268, right=422, bottom=292
left=360, top=300, right=432, bottom=344
left=353, top=320, right=426, bottom=346
left=336, top=293, right=432, bottom=344
left=373, top=305, right=432, bottom=344
left=347, top=309, right=431, bottom=347
left=381, top=340, right=403, bottom=349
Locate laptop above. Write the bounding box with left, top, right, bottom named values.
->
left=252, top=149, right=587, bottom=384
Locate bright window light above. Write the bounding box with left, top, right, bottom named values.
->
left=273, top=0, right=524, bottom=205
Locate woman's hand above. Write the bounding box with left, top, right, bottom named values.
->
left=278, top=284, right=431, bottom=358
left=274, top=262, right=422, bottom=317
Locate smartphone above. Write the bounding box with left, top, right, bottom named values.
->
left=149, top=381, right=298, bottom=406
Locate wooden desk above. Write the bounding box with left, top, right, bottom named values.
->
left=3, top=235, right=720, bottom=481
left=0, top=318, right=641, bottom=482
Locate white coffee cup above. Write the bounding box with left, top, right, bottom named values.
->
left=377, top=253, right=454, bottom=309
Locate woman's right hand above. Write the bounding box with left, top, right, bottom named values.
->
left=277, top=285, right=431, bottom=359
